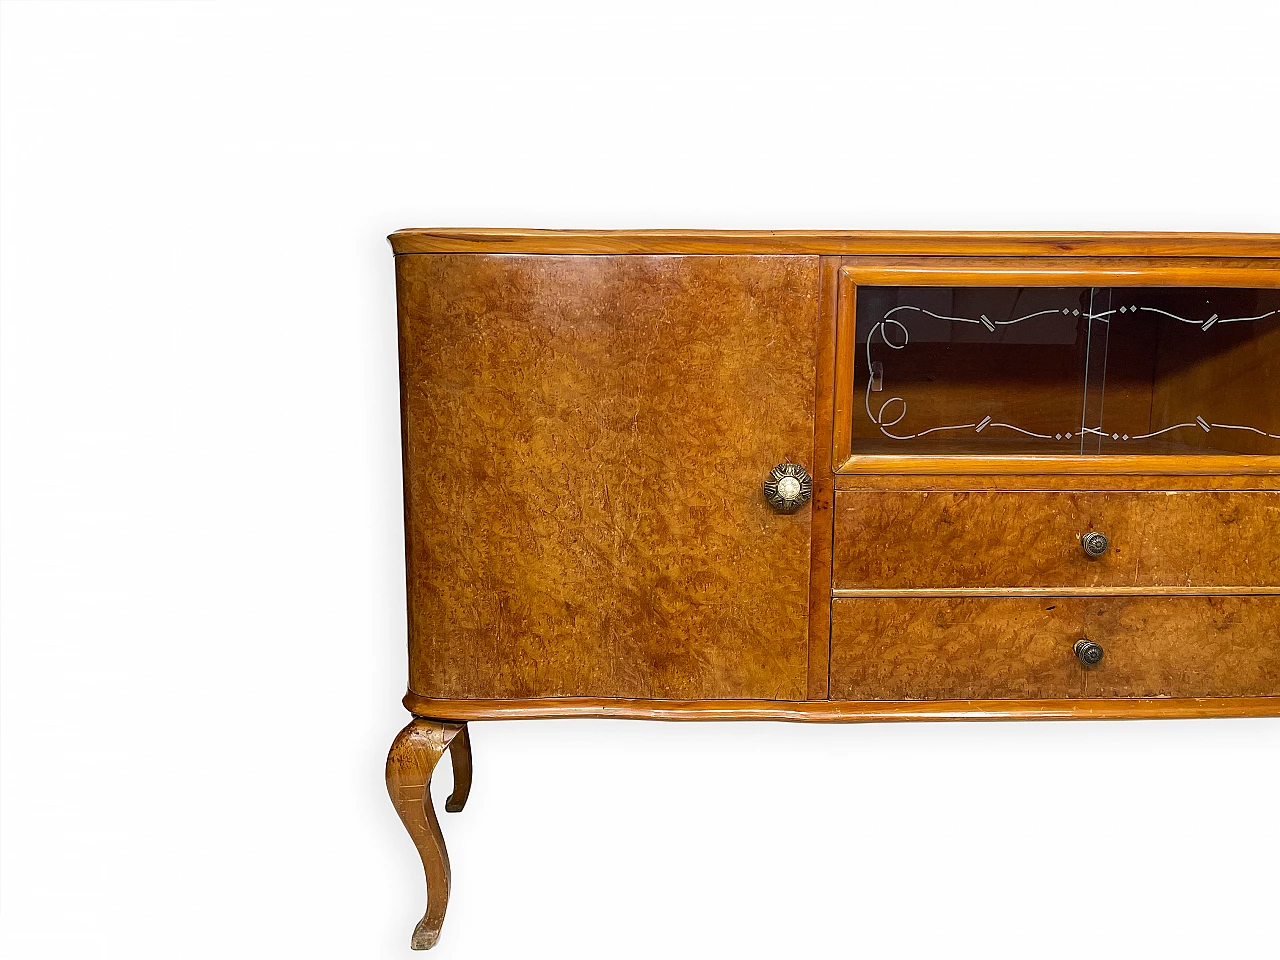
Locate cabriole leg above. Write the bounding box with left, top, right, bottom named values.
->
left=445, top=723, right=472, bottom=813
left=387, top=717, right=466, bottom=950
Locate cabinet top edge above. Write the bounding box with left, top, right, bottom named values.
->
left=387, top=229, right=1280, bottom=257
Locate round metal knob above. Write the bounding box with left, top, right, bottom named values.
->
left=763, top=462, right=812, bottom=513
left=1081, top=531, right=1109, bottom=558
left=1074, top=638, right=1105, bottom=666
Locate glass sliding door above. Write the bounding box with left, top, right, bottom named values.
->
left=851, top=285, right=1280, bottom=458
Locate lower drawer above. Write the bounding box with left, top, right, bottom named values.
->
left=829, top=596, right=1280, bottom=700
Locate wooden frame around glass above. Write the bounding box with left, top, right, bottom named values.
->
left=832, top=257, right=1280, bottom=475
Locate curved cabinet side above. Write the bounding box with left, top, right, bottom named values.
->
left=396, top=254, right=820, bottom=701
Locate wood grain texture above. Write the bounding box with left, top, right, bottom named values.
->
left=834, top=587, right=1280, bottom=598
left=386, top=237, right=1280, bottom=952
left=397, top=254, right=819, bottom=701
left=832, top=491, right=1280, bottom=590
left=444, top=725, right=472, bottom=814
left=835, top=454, right=1280, bottom=475
left=839, top=257, right=1280, bottom=287
left=831, top=598, right=1087, bottom=700
left=386, top=718, right=466, bottom=950
left=401, top=691, right=1280, bottom=721
left=832, top=474, right=1280, bottom=491
left=806, top=257, right=840, bottom=698
left=388, top=230, right=1280, bottom=258
left=829, top=597, right=1280, bottom=701
left=391, top=235, right=1280, bottom=724
left=831, top=266, right=857, bottom=489
left=1081, top=597, right=1280, bottom=698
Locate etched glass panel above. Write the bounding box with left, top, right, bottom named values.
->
left=853, top=286, right=1093, bottom=455
left=1097, top=287, right=1280, bottom=455
left=852, top=286, right=1280, bottom=457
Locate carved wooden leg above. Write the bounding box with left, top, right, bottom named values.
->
left=445, top=724, right=472, bottom=813
left=387, top=717, right=465, bottom=950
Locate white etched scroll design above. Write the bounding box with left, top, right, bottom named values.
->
left=865, top=305, right=1280, bottom=444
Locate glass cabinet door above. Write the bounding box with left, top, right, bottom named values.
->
left=851, top=285, right=1280, bottom=458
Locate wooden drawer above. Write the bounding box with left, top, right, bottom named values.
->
left=832, top=491, right=1280, bottom=590
left=830, top=596, right=1280, bottom=700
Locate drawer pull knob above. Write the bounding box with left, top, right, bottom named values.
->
left=763, top=463, right=812, bottom=513
left=1081, top=531, right=1110, bottom=558
left=1074, top=638, right=1105, bottom=666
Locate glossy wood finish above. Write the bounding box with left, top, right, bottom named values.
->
left=840, top=257, right=1280, bottom=286
left=389, top=232, right=1280, bottom=950
left=829, top=597, right=1280, bottom=701
left=834, top=587, right=1280, bottom=598
left=806, top=258, right=840, bottom=698
left=390, top=235, right=1280, bottom=719
left=833, top=474, right=1280, bottom=491
left=832, top=491, right=1280, bottom=590
left=444, top=725, right=472, bottom=814
left=402, top=691, right=1280, bottom=722
left=832, top=598, right=1089, bottom=700
left=389, top=230, right=1280, bottom=258
left=837, top=454, right=1280, bottom=476
left=397, top=254, right=819, bottom=701
left=1082, top=597, right=1280, bottom=698
left=386, top=718, right=467, bottom=950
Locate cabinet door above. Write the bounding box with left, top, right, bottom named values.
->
left=397, top=255, right=819, bottom=700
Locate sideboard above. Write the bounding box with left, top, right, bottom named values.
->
left=385, top=230, right=1280, bottom=948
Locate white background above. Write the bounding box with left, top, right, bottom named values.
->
left=3, top=2, right=1278, bottom=958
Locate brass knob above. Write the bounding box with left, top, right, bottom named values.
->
left=1074, top=638, right=1105, bottom=666
left=763, top=463, right=812, bottom=513
left=1081, top=531, right=1109, bottom=558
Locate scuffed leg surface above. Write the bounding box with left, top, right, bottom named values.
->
left=387, top=718, right=466, bottom=950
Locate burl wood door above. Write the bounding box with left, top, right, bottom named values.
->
left=396, top=255, right=820, bottom=700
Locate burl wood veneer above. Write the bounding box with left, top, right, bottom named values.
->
left=395, top=254, right=818, bottom=702
left=832, top=490, right=1280, bottom=590
left=829, top=596, right=1280, bottom=701
left=385, top=230, right=1280, bottom=949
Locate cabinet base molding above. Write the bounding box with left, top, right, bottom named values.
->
left=401, top=693, right=1280, bottom=723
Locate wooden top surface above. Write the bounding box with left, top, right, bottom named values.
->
left=388, top=229, right=1280, bottom=257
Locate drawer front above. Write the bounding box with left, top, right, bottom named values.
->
left=833, top=491, right=1280, bottom=589
left=830, top=596, right=1280, bottom=701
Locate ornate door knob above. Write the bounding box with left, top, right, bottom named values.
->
left=1081, top=531, right=1109, bottom=557
left=763, top=463, right=812, bottom=513
left=1074, top=638, right=1105, bottom=666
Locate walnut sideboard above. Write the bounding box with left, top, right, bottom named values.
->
left=385, top=229, right=1280, bottom=949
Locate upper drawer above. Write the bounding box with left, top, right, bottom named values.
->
left=833, top=490, right=1280, bottom=590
